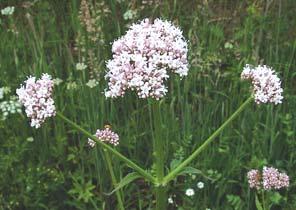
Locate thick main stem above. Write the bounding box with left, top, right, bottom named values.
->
left=151, top=102, right=167, bottom=210
left=56, top=112, right=155, bottom=183
left=162, top=96, right=253, bottom=184
left=104, top=149, right=125, bottom=210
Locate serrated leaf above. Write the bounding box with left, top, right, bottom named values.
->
left=105, top=172, right=141, bottom=196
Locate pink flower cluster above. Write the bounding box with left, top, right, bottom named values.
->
left=247, top=166, right=289, bottom=190
left=88, top=126, right=119, bottom=147
left=16, top=74, right=56, bottom=128
left=105, top=18, right=189, bottom=99
left=241, top=64, right=283, bottom=104
left=247, top=169, right=261, bottom=190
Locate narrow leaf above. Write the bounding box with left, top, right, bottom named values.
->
left=105, top=172, right=141, bottom=196
left=255, top=194, right=263, bottom=210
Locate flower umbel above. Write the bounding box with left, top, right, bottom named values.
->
left=262, top=166, right=289, bottom=190
left=247, top=166, right=289, bottom=190
left=88, top=125, right=119, bottom=147
left=247, top=169, right=261, bottom=190
left=241, top=64, right=283, bottom=104
left=16, top=74, right=56, bottom=128
left=105, top=18, right=188, bottom=99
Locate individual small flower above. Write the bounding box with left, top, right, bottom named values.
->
left=76, top=62, right=87, bottom=71
left=197, top=181, right=204, bottom=189
left=1, top=6, right=15, bottom=16
left=105, top=18, right=189, bottom=99
left=168, top=197, right=174, bottom=204
left=16, top=74, right=56, bottom=128
left=185, top=188, right=195, bottom=197
left=88, top=125, right=119, bottom=146
left=86, top=79, right=98, bottom=88
left=241, top=64, right=283, bottom=104
left=87, top=138, right=96, bottom=147
left=247, top=169, right=261, bottom=190
left=53, top=78, right=63, bottom=86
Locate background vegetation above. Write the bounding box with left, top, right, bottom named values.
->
left=0, top=0, right=295, bottom=209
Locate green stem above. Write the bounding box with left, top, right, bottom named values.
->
left=151, top=102, right=167, bottom=210
left=162, top=96, right=253, bottom=184
left=262, top=191, right=266, bottom=210
left=56, top=112, right=155, bottom=183
left=104, top=149, right=125, bottom=210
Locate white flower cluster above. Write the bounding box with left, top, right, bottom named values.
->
left=76, top=62, right=87, bottom=71
left=86, top=79, right=98, bottom=88
left=0, top=86, right=11, bottom=100
left=0, top=96, right=22, bottom=120
left=241, top=64, right=283, bottom=104
left=1, top=6, right=15, bottom=16
left=105, top=18, right=189, bottom=99
left=16, top=74, right=56, bottom=128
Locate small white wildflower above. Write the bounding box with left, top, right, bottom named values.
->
left=185, top=188, right=195, bottom=197
left=86, top=79, right=99, bottom=88
left=88, top=138, right=96, bottom=147
left=26, top=137, right=34, bottom=142
left=0, top=96, right=22, bottom=120
left=53, top=78, right=63, bottom=86
left=123, top=10, right=137, bottom=20
left=1, top=6, right=15, bottom=16
left=3, top=87, right=11, bottom=94
left=197, top=181, right=204, bottom=189
left=66, top=81, right=78, bottom=90
left=168, top=197, right=173, bottom=204
left=76, top=63, right=87, bottom=71
left=206, top=208, right=211, bottom=210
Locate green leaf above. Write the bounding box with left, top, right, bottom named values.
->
left=178, top=167, right=214, bottom=181
left=105, top=172, right=141, bottom=196
left=255, top=194, right=263, bottom=210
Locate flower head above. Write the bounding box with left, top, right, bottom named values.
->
left=86, top=79, right=99, bottom=88
left=53, top=78, right=63, bottom=86
left=1, top=6, right=15, bottom=16
left=247, top=169, right=261, bottom=190
left=16, top=74, right=56, bottom=128
left=241, top=64, right=283, bottom=104
left=247, top=166, right=289, bottom=190
left=168, top=197, right=174, bottom=204
left=262, top=166, right=289, bottom=190
left=88, top=125, right=119, bottom=147
left=105, top=18, right=189, bottom=99
left=197, top=181, right=205, bottom=189
left=76, top=62, right=87, bottom=71
left=185, top=188, right=195, bottom=196
left=0, top=96, right=22, bottom=120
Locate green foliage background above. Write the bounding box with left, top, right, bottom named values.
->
left=0, top=0, right=295, bottom=209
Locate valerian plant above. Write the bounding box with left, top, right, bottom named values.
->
left=16, top=18, right=287, bottom=210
